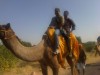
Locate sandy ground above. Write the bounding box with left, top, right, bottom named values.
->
left=85, top=53, right=100, bottom=75
left=0, top=53, right=100, bottom=75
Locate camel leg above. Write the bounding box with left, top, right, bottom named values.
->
left=52, top=67, right=59, bottom=75
left=39, top=61, right=48, bottom=75
left=73, top=63, right=79, bottom=75
left=78, top=69, right=80, bottom=75
left=83, top=69, right=85, bottom=75
left=66, top=55, right=73, bottom=75
left=50, top=55, right=60, bottom=75
left=50, top=64, right=59, bottom=75
left=66, top=56, right=79, bottom=75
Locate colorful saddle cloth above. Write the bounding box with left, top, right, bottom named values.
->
left=47, top=27, right=79, bottom=68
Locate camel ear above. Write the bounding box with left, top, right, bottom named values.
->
left=7, top=23, right=10, bottom=28
left=6, top=23, right=11, bottom=29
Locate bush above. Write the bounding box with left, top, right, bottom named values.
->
left=83, top=41, right=95, bottom=52
left=0, top=40, right=32, bottom=71
left=0, top=45, right=19, bottom=71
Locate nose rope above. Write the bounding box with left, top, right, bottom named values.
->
left=0, top=30, right=15, bottom=40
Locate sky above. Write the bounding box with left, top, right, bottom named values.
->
left=0, top=0, right=100, bottom=44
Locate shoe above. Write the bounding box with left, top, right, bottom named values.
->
left=53, top=49, right=60, bottom=55
left=69, top=52, right=73, bottom=58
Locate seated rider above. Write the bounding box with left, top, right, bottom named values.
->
left=49, top=8, right=64, bottom=54
left=61, top=10, right=75, bottom=57
left=97, top=36, right=100, bottom=46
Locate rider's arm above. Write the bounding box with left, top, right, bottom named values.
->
left=49, top=17, right=56, bottom=28
left=69, top=18, right=75, bottom=31
left=59, top=16, right=64, bottom=29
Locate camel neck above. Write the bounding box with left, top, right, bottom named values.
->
left=2, top=36, right=45, bottom=62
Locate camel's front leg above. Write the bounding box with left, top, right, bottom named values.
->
left=40, top=61, right=48, bottom=75
left=50, top=55, right=60, bottom=75
left=51, top=66, right=59, bottom=75
left=66, top=55, right=73, bottom=75
left=66, top=55, right=79, bottom=75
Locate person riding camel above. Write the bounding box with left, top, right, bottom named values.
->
left=49, top=8, right=64, bottom=54
left=61, top=10, right=75, bottom=57
left=97, top=36, right=100, bottom=45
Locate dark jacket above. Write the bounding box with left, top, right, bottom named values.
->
left=49, top=16, right=64, bottom=29
left=78, top=49, right=86, bottom=64
left=63, top=18, right=75, bottom=31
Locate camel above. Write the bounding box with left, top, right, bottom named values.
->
left=0, top=23, right=79, bottom=75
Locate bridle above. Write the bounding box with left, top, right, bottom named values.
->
left=0, top=29, right=15, bottom=40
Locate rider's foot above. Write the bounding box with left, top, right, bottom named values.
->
left=69, top=52, right=73, bottom=58
left=53, top=49, right=60, bottom=55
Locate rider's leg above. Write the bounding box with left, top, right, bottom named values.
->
left=53, top=29, right=60, bottom=54
left=61, top=30, right=72, bottom=57
left=67, top=32, right=72, bottom=57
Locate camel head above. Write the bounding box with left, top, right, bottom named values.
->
left=0, top=23, right=15, bottom=40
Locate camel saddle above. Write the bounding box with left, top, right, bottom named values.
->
left=46, top=27, right=79, bottom=68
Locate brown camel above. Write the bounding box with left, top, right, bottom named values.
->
left=0, top=23, right=79, bottom=75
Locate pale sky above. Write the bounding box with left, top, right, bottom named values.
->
left=0, top=0, right=100, bottom=44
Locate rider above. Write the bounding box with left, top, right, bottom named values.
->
left=61, top=10, right=75, bottom=57
left=49, top=8, right=64, bottom=54
left=97, top=36, right=100, bottom=45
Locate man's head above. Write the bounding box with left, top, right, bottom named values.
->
left=79, top=44, right=83, bottom=49
left=64, top=11, right=69, bottom=18
left=55, top=8, right=60, bottom=16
